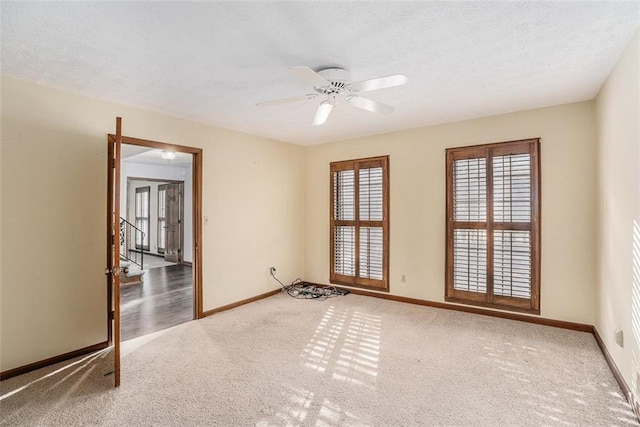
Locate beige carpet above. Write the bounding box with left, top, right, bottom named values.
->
left=1, top=293, right=637, bottom=426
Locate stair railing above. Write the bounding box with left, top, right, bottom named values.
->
left=119, top=217, right=145, bottom=269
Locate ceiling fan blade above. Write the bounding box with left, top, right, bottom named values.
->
left=347, top=95, right=395, bottom=115
left=312, top=100, right=334, bottom=126
left=351, top=74, right=408, bottom=92
left=291, top=66, right=330, bottom=87
left=256, top=93, right=316, bottom=107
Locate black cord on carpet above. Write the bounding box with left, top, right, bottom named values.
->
left=270, top=271, right=348, bottom=300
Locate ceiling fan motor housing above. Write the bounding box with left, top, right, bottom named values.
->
left=257, top=65, right=406, bottom=125
left=315, top=68, right=351, bottom=95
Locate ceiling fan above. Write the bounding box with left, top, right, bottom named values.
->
left=256, top=66, right=408, bottom=126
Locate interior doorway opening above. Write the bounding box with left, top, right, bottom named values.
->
left=116, top=142, right=200, bottom=342
left=107, top=120, right=203, bottom=386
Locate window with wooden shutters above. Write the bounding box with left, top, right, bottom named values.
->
left=446, top=139, right=540, bottom=314
left=331, top=156, right=389, bottom=291
left=135, top=186, right=150, bottom=251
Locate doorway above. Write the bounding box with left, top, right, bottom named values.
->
left=121, top=174, right=189, bottom=340
left=108, top=136, right=203, bottom=345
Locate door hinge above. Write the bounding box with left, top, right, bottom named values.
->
left=112, top=158, right=116, bottom=169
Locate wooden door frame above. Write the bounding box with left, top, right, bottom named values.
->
left=106, top=118, right=122, bottom=387
left=107, top=134, right=204, bottom=338
left=106, top=136, right=115, bottom=348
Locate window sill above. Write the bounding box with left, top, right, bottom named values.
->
left=330, top=279, right=389, bottom=293
left=445, top=296, right=540, bottom=315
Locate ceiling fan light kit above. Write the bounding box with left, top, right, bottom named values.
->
left=312, top=98, right=335, bottom=126
left=257, top=66, right=408, bottom=126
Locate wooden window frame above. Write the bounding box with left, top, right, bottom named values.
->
left=445, top=138, right=541, bottom=314
left=330, top=155, right=390, bottom=291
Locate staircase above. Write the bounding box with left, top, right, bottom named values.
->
left=119, top=217, right=145, bottom=285
left=119, top=262, right=143, bottom=285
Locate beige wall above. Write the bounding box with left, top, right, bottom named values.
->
left=0, top=77, right=305, bottom=372
left=305, top=101, right=597, bottom=324
left=4, top=35, right=634, bottom=374
left=595, top=30, right=640, bottom=397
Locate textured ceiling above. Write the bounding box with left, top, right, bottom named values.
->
left=2, top=2, right=638, bottom=146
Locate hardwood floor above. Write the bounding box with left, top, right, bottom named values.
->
left=121, top=264, right=193, bottom=341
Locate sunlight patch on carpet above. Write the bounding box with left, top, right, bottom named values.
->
left=0, top=350, right=107, bottom=401
left=300, top=305, right=382, bottom=391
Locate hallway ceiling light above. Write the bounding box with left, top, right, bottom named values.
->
left=161, top=151, right=176, bottom=160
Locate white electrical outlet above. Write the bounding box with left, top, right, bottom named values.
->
left=401, top=274, right=406, bottom=283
